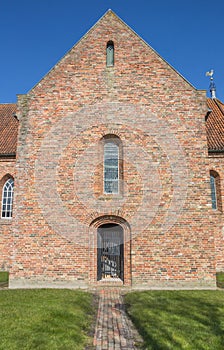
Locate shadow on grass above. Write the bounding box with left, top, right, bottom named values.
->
left=0, top=289, right=97, bottom=350
left=0, top=271, right=9, bottom=288
left=216, top=272, right=224, bottom=289
left=124, top=291, right=224, bottom=350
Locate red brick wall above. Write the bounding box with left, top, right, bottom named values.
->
left=0, top=159, right=16, bottom=271
left=9, top=11, right=217, bottom=288
left=208, top=154, right=224, bottom=272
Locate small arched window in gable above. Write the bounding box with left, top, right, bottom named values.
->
left=106, top=41, right=114, bottom=67
left=1, top=178, right=14, bottom=218
left=210, top=170, right=222, bottom=211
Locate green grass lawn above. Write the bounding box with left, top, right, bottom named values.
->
left=216, top=272, right=224, bottom=288
left=0, top=289, right=96, bottom=350
left=0, top=271, right=9, bottom=287
left=124, top=290, right=224, bottom=350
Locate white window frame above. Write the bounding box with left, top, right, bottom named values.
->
left=1, top=178, right=14, bottom=219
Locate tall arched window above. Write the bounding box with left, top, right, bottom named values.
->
left=1, top=178, right=14, bottom=218
left=210, top=174, right=217, bottom=209
left=106, top=41, right=114, bottom=67
left=104, top=138, right=119, bottom=194
left=210, top=170, right=222, bottom=211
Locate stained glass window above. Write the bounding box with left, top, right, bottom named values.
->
left=104, top=142, right=119, bottom=194
left=210, top=174, right=217, bottom=209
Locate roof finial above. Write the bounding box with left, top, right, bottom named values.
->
left=206, top=69, right=216, bottom=99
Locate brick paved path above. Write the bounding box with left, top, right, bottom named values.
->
left=93, top=288, right=143, bottom=349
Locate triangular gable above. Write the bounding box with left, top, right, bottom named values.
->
left=28, top=9, right=198, bottom=95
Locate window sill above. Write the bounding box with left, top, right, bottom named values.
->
left=0, top=218, right=13, bottom=225
left=98, top=194, right=123, bottom=200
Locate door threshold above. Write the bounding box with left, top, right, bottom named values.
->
left=97, top=277, right=124, bottom=285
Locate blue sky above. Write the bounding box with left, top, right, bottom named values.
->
left=1, top=0, right=224, bottom=102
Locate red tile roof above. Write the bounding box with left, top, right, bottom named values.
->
left=0, top=103, right=18, bottom=155
left=206, top=98, right=224, bottom=152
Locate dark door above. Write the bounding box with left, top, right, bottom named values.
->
left=97, top=224, right=124, bottom=281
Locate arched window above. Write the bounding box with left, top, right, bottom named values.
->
left=106, top=41, right=114, bottom=67
left=210, top=174, right=217, bottom=209
left=1, top=178, right=14, bottom=218
left=210, top=170, right=222, bottom=211
left=104, top=138, right=120, bottom=194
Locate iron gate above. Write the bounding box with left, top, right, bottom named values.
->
left=97, top=224, right=124, bottom=281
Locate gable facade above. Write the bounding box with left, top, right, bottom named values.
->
left=0, top=11, right=223, bottom=289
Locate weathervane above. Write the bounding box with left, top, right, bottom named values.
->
left=206, top=69, right=216, bottom=99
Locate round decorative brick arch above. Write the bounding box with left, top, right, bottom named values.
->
left=89, top=215, right=131, bottom=285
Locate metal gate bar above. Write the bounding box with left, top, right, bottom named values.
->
left=97, top=224, right=124, bottom=281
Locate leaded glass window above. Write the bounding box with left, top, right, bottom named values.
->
left=1, top=178, right=14, bottom=218
left=210, top=174, right=217, bottom=209
left=106, top=41, right=114, bottom=67
left=104, top=142, right=119, bottom=194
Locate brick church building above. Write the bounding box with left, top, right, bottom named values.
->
left=0, top=10, right=224, bottom=288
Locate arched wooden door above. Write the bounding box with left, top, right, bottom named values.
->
left=97, top=223, right=124, bottom=281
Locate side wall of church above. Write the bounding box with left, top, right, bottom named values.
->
left=0, top=159, right=16, bottom=271
left=10, top=12, right=217, bottom=288
left=208, top=154, right=224, bottom=272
